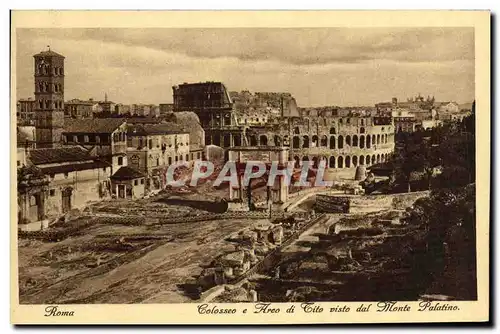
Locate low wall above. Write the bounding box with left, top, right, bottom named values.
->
left=316, top=191, right=430, bottom=214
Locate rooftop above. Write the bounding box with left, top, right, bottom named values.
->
left=29, top=146, right=91, bottom=165
left=39, top=161, right=110, bottom=175
left=127, top=123, right=185, bottom=136
left=33, top=50, right=65, bottom=58
left=63, top=118, right=125, bottom=134
left=111, top=166, right=145, bottom=180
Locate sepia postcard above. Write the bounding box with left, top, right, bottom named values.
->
left=10, top=10, right=490, bottom=325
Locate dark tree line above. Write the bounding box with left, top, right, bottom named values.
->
left=390, top=110, right=475, bottom=192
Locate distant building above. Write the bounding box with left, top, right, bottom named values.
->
left=17, top=98, right=36, bottom=126
left=394, top=116, right=418, bottom=133
left=130, top=104, right=151, bottom=117
left=62, top=118, right=128, bottom=174
left=436, top=102, right=460, bottom=113
left=96, top=93, right=116, bottom=116
left=64, top=99, right=94, bottom=119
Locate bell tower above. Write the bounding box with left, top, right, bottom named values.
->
left=34, top=47, right=65, bottom=148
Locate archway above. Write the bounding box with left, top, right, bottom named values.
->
left=338, top=156, right=344, bottom=168
left=330, top=127, right=336, bottom=134
left=294, top=156, right=300, bottom=168
left=260, top=135, right=268, bottom=146
left=233, top=134, right=241, bottom=146
left=346, top=135, right=351, bottom=146
left=302, top=135, right=309, bottom=148
left=352, top=156, right=358, bottom=167
left=352, top=135, right=358, bottom=147
left=345, top=156, right=351, bottom=168
left=360, top=135, right=365, bottom=149
left=338, top=135, right=344, bottom=149
left=274, top=135, right=282, bottom=146
left=320, top=135, right=328, bottom=147
left=312, top=135, right=319, bottom=147
left=329, top=156, right=336, bottom=168
left=329, top=136, right=336, bottom=149
left=312, top=156, right=319, bottom=168
left=293, top=136, right=300, bottom=148
left=223, top=134, right=231, bottom=147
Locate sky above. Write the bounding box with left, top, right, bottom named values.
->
left=15, top=28, right=475, bottom=107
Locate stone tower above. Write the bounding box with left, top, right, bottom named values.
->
left=34, top=48, right=65, bottom=148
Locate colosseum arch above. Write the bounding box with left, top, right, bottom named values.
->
left=377, top=154, right=381, bottom=163
left=320, top=135, right=328, bottom=147
left=302, top=135, right=310, bottom=148
left=359, top=155, right=365, bottom=165
left=312, top=135, right=319, bottom=147
left=372, top=135, right=376, bottom=146
left=371, top=155, right=376, bottom=165
left=330, top=127, right=336, bottom=134
left=233, top=134, right=241, bottom=146
left=294, top=126, right=300, bottom=134
left=360, top=127, right=365, bottom=134
left=329, top=136, right=336, bottom=149
left=274, top=135, right=282, bottom=146
left=338, top=135, right=344, bottom=149
left=260, top=135, right=268, bottom=146
left=366, top=135, right=371, bottom=148
left=360, top=135, right=365, bottom=149
left=345, top=156, right=351, bottom=168
left=329, top=156, right=336, bottom=168
left=223, top=134, right=231, bottom=147
left=352, top=156, right=358, bottom=167
left=249, top=135, right=257, bottom=146
left=312, top=156, right=319, bottom=168
left=293, top=136, right=300, bottom=148
left=352, top=135, right=358, bottom=147
left=338, top=156, right=344, bottom=168
left=294, top=156, right=300, bottom=168
left=366, top=154, right=370, bottom=165
left=346, top=135, right=351, bottom=146
left=385, top=134, right=388, bottom=143
left=302, top=156, right=310, bottom=166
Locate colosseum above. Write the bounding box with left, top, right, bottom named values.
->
left=172, top=81, right=396, bottom=180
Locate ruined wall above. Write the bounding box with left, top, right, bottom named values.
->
left=316, top=191, right=431, bottom=214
